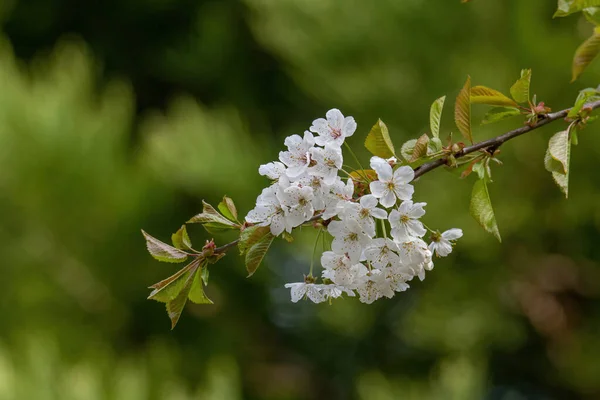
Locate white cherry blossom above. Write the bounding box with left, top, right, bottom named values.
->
left=321, top=177, right=354, bottom=219
left=310, top=108, right=357, bottom=147
left=259, top=161, right=286, bottom=180
left=308, top=144, right=343, bottom=185
left=339, top=194, right=387, bottom=236
left=369, top=158, right=415, bottom=208
left=429, top=228, right=463, bottom=257
left=246, top=186, right=291, bottom=236
left=278, top=184, right=315, bottom=227
left=389, top=200, right=427, bottom=240
left=279, top=131, right=315, bottom=178
left=364, top=238, right=400, bottom=269
left=328, top=219, right=371, bottom=263
left=284, top=282, right=325, bottom=303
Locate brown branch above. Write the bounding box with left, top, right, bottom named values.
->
left=214, top=99, right=600, bottom=255
left=413, top=99, right=600, bottom=179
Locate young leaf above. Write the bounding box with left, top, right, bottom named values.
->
left=428, top=137, right=443, bottom=153
left=245, top=232, right=275, bottom=277
left=455, top=76, right=473, bottom=143
left=470, top=179, right=501, bottom=242
left=572, top=27, right=600, bottom=82
left=171, top=225, right=192, bottom=251
left=554, top=0, right=600, bottom=18
left=470, top=86, right=518, bottom=107
left=142, top=230, right=189, bottom=263
left=401, top=139, right=418, bottom=162
left=510, top=69, right=532, bottom=104
left=188, top=269, right=213, bottom=304
left=568, top=87, right=600, bottom=118
left=430, top=96, right=446, bottom=138
left=188, top=200, right=239, bottom=231
left=364, top=119, right=396, bottom=158
left=218, top=196, right=238, bottom=222
left=165, top=270, right=196, bottom=329
left=544, top=130, right=572, bottom=197
left=482, top=107, right=521, bottom=125
left=584, top=7, right=600, bottom=25
left=238, top=225, right=272, bottom=255
left=410, top=134, right=430, bottom=162
left=147, top=262, right=195, bottom=303
left=201, top=265, right=210, bottom=285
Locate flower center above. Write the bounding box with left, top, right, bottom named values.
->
left=330, top=127, right=342, bottom=139
left=348, top=232, right=358, bottom=241
left=359, top=208, right=370, bottom=218
left=400, top=215, right=410, bottom=224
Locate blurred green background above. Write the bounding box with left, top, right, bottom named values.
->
left=1, top=0, right=600, bottom=399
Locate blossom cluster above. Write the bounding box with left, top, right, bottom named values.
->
left=245, top=109, right=462, bottom=304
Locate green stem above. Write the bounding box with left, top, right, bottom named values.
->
left=344, top=142, right=370, bottom=182
left=380, top=219, right=388, bottom=239
left=309, top=228, right=323, bottom=277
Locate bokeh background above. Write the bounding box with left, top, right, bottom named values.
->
left=1, top=0, right=600, bottom=399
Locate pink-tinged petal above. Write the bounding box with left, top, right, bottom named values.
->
left=326, top=108, right=344, bottom=129
left=360, top=194, right=379, bottom=209
left=406, top=220, right=427, bottom=237
left=343, top=116, right=357, bottom=137
left=393, top=184, right=414, bottom=201
left=393, top=166, right=415, bottom=184
left=380, top=190, right=396, bottom=208
left=310, top=118, right=329, bottom=136
left=370, top=207, right=387, bottom=220
left=442, top=228, right=463, bottom=240
left=369, top=181, right=388, bottom=198
left=407, top=202, right=427, bottom=218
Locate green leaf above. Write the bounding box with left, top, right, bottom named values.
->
left=568, top=87, right=600, bottom=118
left=147, top=262, right=195, bottom=303
left=554, top=0, right=600, bottom=17
left=188, top=200, right=239, bottom=231
left=364, top=119, right=396, bottom=158
left=142, top=230, right=188, bottom=263
left=428, top=137, right=443, bottom=153
left=188, top=268, right=213, bottom=305
left=238, top=225, right=272, bottom=255
left=165, top=269, right=196, bottom=330
left=400, top=139, right=417, bottom=162
left=510, top=69, right=532, bottom=104
left=572, top=27, right=600, bottom=82
left=455, top=76, right=473, bottom=143
left=544, top=130, right=572, bottom=197
left=482, top=107, right=521, bottom=125
left=470, top=86, right=518, bottom=107
left=584, top=7, right=600, bottom=25
left=429, top=96, right=446, bottom=138
left=410, top=134, right=430, bottom=162
left=201, top=266, right=210, bottom=285
left=171, top=225, right=192, bottom=251
left=218, top=196, right=238, bottom=222
left=470, top=179, right=501, bottom=242
left=349, top=169, right=378, bottom=183
left=245, top=232, right=275, bottom=277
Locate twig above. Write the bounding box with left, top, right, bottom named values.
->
left=413, top=99, right=600, bottom=179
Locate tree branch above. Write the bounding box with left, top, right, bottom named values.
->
left=413, top=99, right=600, bottom=179
left=214, top=99, right=600, bottom=255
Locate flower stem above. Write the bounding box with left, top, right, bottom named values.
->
left=380, top=219, right=388, bottom=239
left=344, top=142, right=370, bottom=182
left=309, top=228, right=323, bottom=277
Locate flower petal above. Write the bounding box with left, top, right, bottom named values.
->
left=369, top=181, right=388, bottom=198
left=380, top=190, right=396, bottom=208
left=442, top=228, right=463, bottom=240
left=393, top=166, right=415, bottom=184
